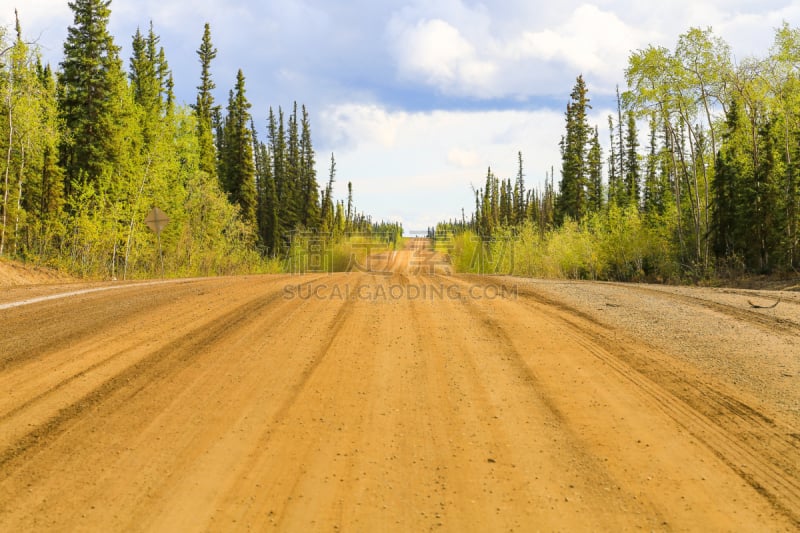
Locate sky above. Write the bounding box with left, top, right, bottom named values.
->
left=2, top=0, right=799, bottom=232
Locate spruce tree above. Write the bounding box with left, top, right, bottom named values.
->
left=268, top=106, right=295, bottom=234
left=587, top=126, right=604, bottom=213
left=129, top=23, right=170, bottom=147
left=712, top=99, right=745, bottom=259
left=514, top=151, right=526, bottom=224
left=321, top=153, right=336, bottom=233
left=58, top=0, right=126, bottom=198
left=555, top=75, right=592, bottom=223
left=286, top=102, right=301, bottom=226
left=251, top=118, right=280, bottom=254
left=624, top=110, right=641, bottom=208
left=499, top=178, right=512, bottom=226
left=616, top=86, right=625, bottom=190
left=219, top=69, right=256, bottom=228
left=642, top=113, right=661, bottom=216
left=346, top=181, right=353, bottom=230
left=750, top=120, right=783, bottom=271
left=299, top=105, right=319, bottom=227
left=192, top=23, right=217, bottom=179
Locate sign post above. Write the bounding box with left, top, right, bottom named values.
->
left=144, top=207, right=169, bottom=277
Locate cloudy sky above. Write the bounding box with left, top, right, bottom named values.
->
left=2, top=1, right=798, bottom=231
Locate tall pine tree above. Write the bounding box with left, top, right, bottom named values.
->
left=587, top=126, right=604, bottom=213
left=298, top=105, right=319, bottom=228
left=556, top=75, right=592, bottom=223
left=624, top=110, right=641, bottom=207
left=58, top=0, right=126, bottom=198
left=219, top=69, right=256, bottom=228
left=192, top=23, right=217, bottom=179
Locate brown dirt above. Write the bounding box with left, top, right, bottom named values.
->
left=0, top=258, right=75, bottom=287
left=0, top=239, right=797, bottom=531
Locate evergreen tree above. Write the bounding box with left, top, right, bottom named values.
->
left=33, top=62, right=66, bottom=254
left=624, top=110, right=641, bottom=207
left=555, top=75, right=592, bottom=223
left=299, top=104, right=319, bottom=227
left=219, top=69, right=256, bottom=228
left=749, top=119, right=783, bottom=271
left=490, top=168, right=500, bottom=228
left=321, top=153, right=336, bottom=233
left=712, top=98, right=746, bottom=259
left=616, top=86, right=625, bottom=191
left=587, top=126, right=604, bottom=213
left=514, top=151, right=526, bottom=224
left=346, top=181, right=353, bottom=230
left=58, top=0, right=126, bottom=198
left=607, top=115, right=622, bottom=206
left=499, top=178, right=512, bottom=226
left=286, top=102, right=301, bottom=227
left=270, top=107, right=296, bottom=231
left=251, top=117, right=280, bottom=254
left=642, top=113, right=662, bottom=216
left=129, top=23, right=170, bottom=148
left=192, top=23, right=217, bottom=179
left=480, top=167, right=493, bottom=235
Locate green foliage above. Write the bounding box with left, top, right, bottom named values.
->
left=556, top=75, right=593, bottom=223
left=287, top=230, right=402, bottom=274
left=191, top=22, right=217, bottom=179
left=58, top=0, right=128, bottom=197
left=450, top=207, right=679, bottom=282
left=0, top=9, right=383, bottom=280
left=219, top=69, right=257, bottom=229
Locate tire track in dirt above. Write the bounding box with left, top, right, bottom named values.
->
left=190, top=273, right=376, bottom=531
left=269, top=277, right=360, bottom=427
left=439, top=275, right=672, bottom=528
left=480, top=276, right=800, bottom=527
left=609, top=282, right=800, bottom=336
left=0, top=274, right=343, bottom=530
left=1, top=247, right=797, bottom=531
left=406, top=275, right=650, bottom=531
left=0, top=276, right=329, bottom=452
left=716, top=287, right=800, bottom=307
left=0, top=294, right=225, bottom=429
left=0, top=285, right=287, bottom=473
left=0, top=280, right=228, bottom=373
left=110, top=276, right=356, bottom=532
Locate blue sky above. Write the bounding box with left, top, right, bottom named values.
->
left=2, top=0, right=799, bottom=231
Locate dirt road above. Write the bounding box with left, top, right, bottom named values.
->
left=1, top=240, right=798, bottom=531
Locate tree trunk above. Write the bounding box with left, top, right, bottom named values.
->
left=1, top=94, right=13, bottom=256
left=12, top=135, right=26, bottom=256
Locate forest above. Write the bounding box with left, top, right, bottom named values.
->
left=3, top=2, right=799, bottom=282
left=438, top=24, right=800, bottom=282
left=0, top=0, right=397, bottom=279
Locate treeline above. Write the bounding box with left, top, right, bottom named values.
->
left=440, top=24, right=800, bottom=281
left=0, top=0, right=381, bottom=278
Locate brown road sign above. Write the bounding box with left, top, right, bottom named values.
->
left=145, top=207, right=169, bottom=234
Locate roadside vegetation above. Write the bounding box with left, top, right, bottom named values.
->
left=436, top=25, right=800, bottom=283
left=0, top=1, right=395, bottom=279
left=287, top=223, right=404, bottom=273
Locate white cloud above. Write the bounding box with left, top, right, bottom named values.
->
left=510, top=5, right=652, bottom=76
left=320, top=103, right=406, bottom=151
left=447, top=148, right=481, bottom=169
left=390, top=18, right=496, bottom=96
left=315, top=103, right=573, bottom=230
left=386, top=2, right=654, bottom=99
